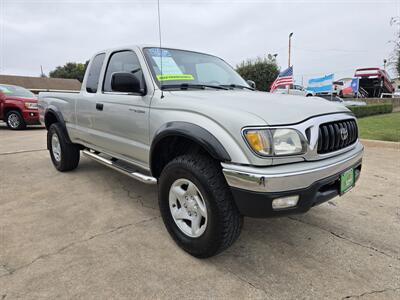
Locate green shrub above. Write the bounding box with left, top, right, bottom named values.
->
left=236, top=57, right=279, bottom=92
left=349, top=103, right=393, bottom=118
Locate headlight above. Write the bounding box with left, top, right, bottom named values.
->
left=244, top=128, right=306, bottom=156
left=25, top=102, right=38, bottom=109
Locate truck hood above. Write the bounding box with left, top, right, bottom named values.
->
left=167, top=90, right=350, bottom=125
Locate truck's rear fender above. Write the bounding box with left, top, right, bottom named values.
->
left=44, top=106, right=73, bottom=148
left=150, top=122, right=234, bottom=178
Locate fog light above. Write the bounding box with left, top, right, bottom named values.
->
left=272, top=195, right=299, bottom=210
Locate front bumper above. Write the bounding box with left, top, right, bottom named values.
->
left=22, top=110, right=40, bottom=125
left=222, top=142, right=363, bottom=217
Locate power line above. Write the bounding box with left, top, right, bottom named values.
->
left=296, top=68, right=356, bottom=77
left=292, top=46, right=369, bottom=53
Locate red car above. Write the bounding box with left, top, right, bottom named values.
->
left=0, top=84, right=40, bottom=130
left=354, top=68, right=394, bottom=97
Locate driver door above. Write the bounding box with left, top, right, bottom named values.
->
left=91, top=50, right=151, bottom=166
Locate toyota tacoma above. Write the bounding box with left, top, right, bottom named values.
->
left=38, top=46, right=363, bottom=258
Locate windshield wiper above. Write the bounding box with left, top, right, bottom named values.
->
left=161, top=83, right=228, bottom=90
left=220, top=84, right=254, bottom=91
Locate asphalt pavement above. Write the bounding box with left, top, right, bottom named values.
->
left=0, top=123, right=399, bottom=299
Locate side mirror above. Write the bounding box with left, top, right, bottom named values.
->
left=111, top=72, right=144, bottom=94
left=246, top=80, right=256, bottom=89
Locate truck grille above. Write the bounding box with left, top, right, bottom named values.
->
left=317, top=119, right=358, bottom=154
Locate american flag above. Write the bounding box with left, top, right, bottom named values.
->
left=270, top=66, right=294, bottom=92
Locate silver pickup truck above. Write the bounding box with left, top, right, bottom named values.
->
left=39, top=45, right=363, bottom=258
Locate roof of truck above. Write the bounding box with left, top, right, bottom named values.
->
left=92, top=45, right=214, bottom=57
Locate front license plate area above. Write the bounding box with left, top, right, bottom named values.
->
left=340, top=168, right=355, bottom=195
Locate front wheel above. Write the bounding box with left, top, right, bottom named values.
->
left=6, top=110, right=26, bottom=130
left=158, top=154, right=243, bottom=258
left=48, top=123, right=80, bottom=171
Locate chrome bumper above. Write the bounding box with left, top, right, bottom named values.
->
left=222, top=142, right=364, bottom=193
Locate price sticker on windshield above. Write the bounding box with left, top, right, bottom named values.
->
left=149, top=48, right=184, bottom=75
left=157, top=74, right=194, bottom=81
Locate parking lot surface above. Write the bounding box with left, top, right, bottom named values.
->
left=1, top=123, right=399, bottom=299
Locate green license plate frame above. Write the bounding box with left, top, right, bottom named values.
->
left=340, top=168, right=355, bottom=195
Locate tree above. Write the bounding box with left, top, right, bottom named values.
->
left=396, top=49, right=400, bottom=76
left=390, top=17, right=400, bottom=76
left=236, top=55, right=279, bottom=91
left=49, top=61, right=89, bottom=82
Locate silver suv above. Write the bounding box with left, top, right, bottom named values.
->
left=39, top=45, right=363, bottom=258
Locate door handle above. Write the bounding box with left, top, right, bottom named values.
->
left=129, top=108, right=145, bottom=114
left=96, top=103, right=104, bottom=111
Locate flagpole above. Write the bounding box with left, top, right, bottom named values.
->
left=288, top=32, right=293, bottom=94
left=356, top=78, right=359, bottom=99
left=288, top=32, right=293, bottom=67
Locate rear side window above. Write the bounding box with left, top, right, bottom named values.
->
left=86, top=53, right=105, bottom=93
left=103, top=51, right=144, bottom=92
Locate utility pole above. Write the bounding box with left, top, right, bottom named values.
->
left=383, top=59, right=387, bottom=70
left=288, top=32, right=293, bottom=67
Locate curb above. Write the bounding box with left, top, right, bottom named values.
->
left=360, top=139, right=400, bottom=150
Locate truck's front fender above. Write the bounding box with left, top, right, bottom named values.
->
left=150, top=121, right=231, bottom=162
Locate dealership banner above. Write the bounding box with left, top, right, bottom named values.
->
left=307, top=74, right=334, bottom=93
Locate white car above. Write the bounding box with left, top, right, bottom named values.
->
left=317, top=95, right=366, bottom=107
left=273, top=84, right=315, bottom=97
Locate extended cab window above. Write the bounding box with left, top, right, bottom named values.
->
left=86, top=53, right=105, bottom=93
left=103, top=51, right=144, bottom=92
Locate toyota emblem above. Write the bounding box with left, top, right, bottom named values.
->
left=340, top=127, right=348, bottom=141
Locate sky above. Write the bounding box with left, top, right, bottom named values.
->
left=0, top=0, right=399, bottom=85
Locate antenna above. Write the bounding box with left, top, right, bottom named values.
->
left=157, top=0, right=164, bottom=98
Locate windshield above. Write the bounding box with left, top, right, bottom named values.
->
left=143, top=48, right=249, bottom=88
left=0, top=84, right=35, bottom=98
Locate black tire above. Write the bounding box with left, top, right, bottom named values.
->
left=48, top=123, right=80, bottom=172
left=158, top=154, right=243, bottom=258
left=6, top=110, right=26, bottom=130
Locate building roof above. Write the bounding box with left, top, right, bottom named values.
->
left=0, top=75, right=81, bottom=92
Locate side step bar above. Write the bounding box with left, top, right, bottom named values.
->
left=82, top=149, right=157, bottom=185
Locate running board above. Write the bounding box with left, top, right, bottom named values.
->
left=82, top=149, right=157, bottom=185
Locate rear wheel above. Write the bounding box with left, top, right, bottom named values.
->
left=6, top=110, right=26, bottom=130
left=158, top=154, right=242, bottom=258
left=48, top=123, right=80, bottom=171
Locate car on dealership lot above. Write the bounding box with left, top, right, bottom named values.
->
left=272, top=84, right=315, bottom=97
left=0, top=84, right=40, bottom=129
left=354, top=67, right=394, bottom=97
left=317, top=94, right=366, bottom=107
left=39, top=45, right=363, bottom=258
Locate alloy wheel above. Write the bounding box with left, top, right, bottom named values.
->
left=8, top=113, right=20, bottom=129
left=51, top=133, right=62, bottom=162
left=169, top=178, right=208, bottom=238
